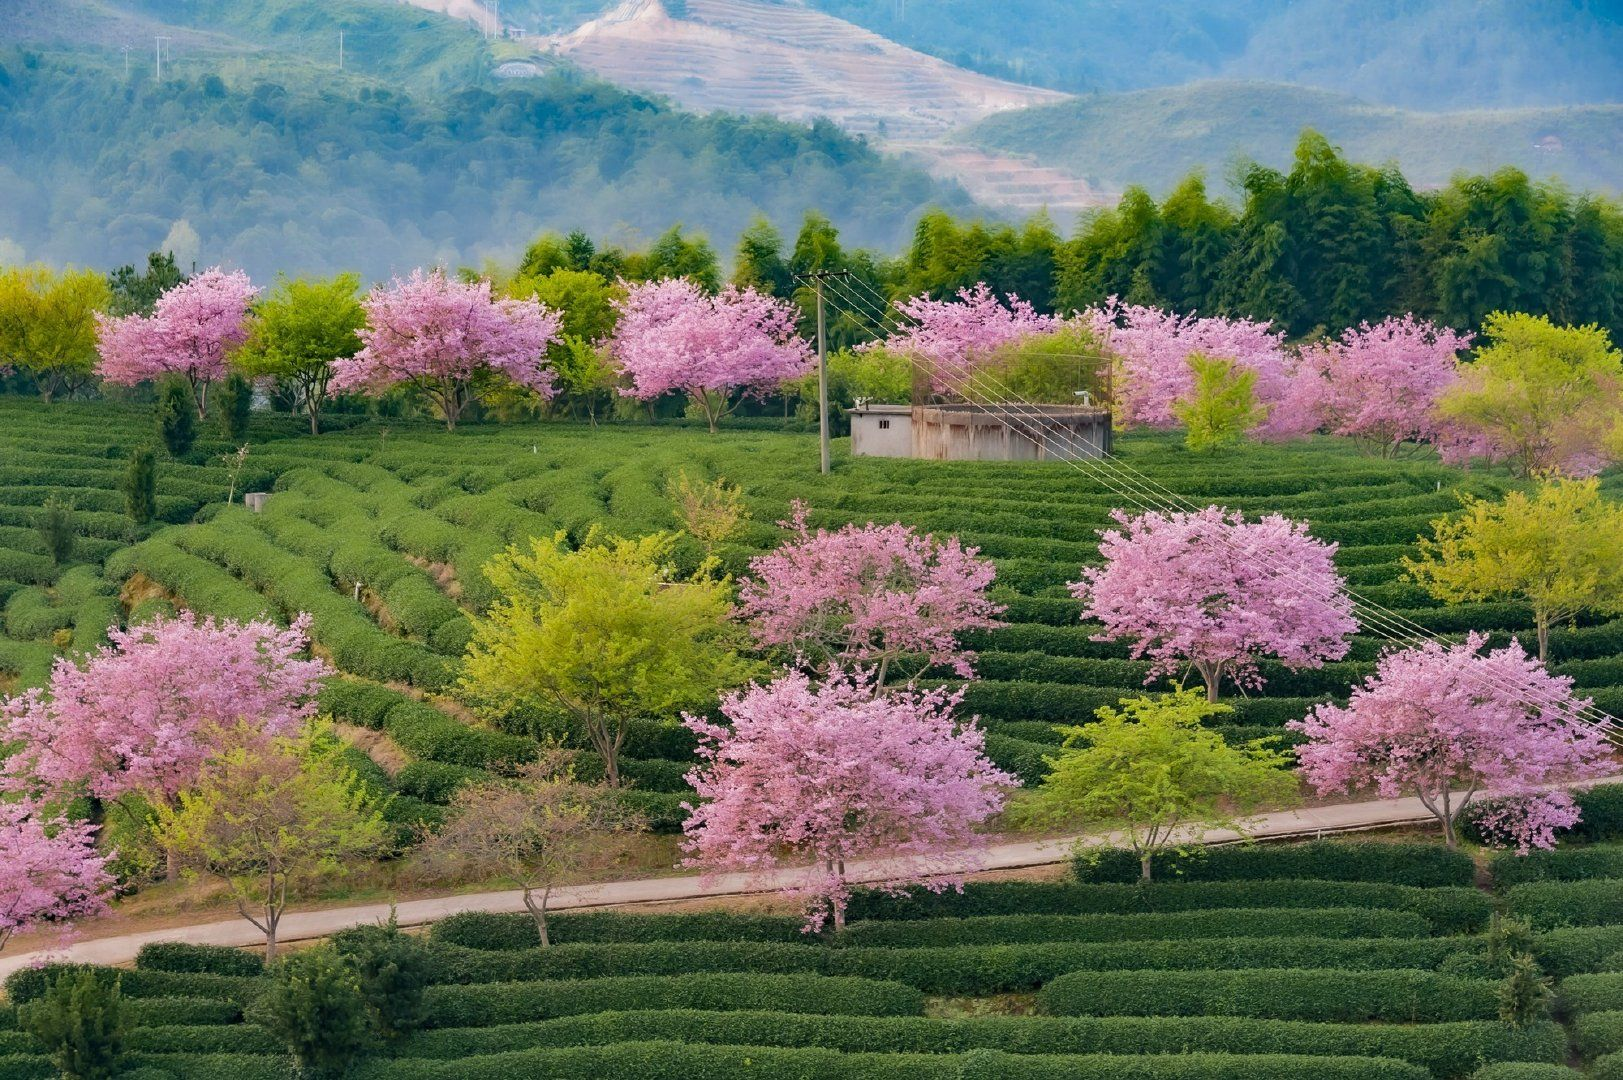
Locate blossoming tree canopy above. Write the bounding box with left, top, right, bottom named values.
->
left=95, top=267, right=258, bottom=417
left=738, top=502, right=1004, bottom=685
left=681, top=668, right=1016, bottom=932
left=0, top=798, right=114, bottom=952
left=0, top=612, right=328, bottom=802
left=1082, top=300, right=1290, bottom=433
left=1277, top=314, right=1473, bottom=454
left=1072, top=506, right=1357, bottom=702
left=878, top=282, right=1059, bottom=394
left=610, top=277, right=811, bottom=432
left=1290, top=633, right=1615, bottom=850
left=330, top=269, right=562, bottom=430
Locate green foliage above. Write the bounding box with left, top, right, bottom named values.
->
left=236, top=274, right=364, bottom=435
left=1497, top=953, right=1552, bottom=1027
left=246, top=946, right=370, bottom=1078
left=120, top=447, right=157, bottom=525
left=134, top=944, right=264, bottom=979
left=156, top=379, right=197, bottom=457
left=35, top=493, right=75, bottom=563
left=331, top=915, right=434, bottom=1039
left=1072, top=839, right=1477, bottom=887
left=105, top=253, right=185, bottom=318
left=1173, top=354, right=1266, bottom=452
left=213, top=373, right=253, bottom=443
left=18, top=968, right=125, bottom=1080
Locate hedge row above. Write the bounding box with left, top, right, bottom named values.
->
left=135, top=942, right=264, bottom=977
left=1505, top=879, right=1623, bottom=929
left=1037, top=968, right=1498, bottom=1022
left=1072, top=841, right=1476, bottom=887
left=1559, top=974, right=1623, bottom=1016
left=3, top=965, right=261, bottom=1004
left=1534, top=924, right=1623, bottom=977
left=394, top=1010, right=1564, bottom=1079
left=421, top=973, right=923, bottom=1028
left=843, top=879, right=1492, bottom=935
left=422, top=936, right=1481, bottom=994
left=318, top=677, right=534, bottom=771
left=1574, top=1011, right=1623, bottom=1061
left=1492, top=841, right=1623, bottom=890
left=837, top=908, right=1431, bottom=947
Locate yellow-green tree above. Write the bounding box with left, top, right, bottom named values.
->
left=0, top=265, right=110, bottom=402
left=1172, top=353, right=1266, bottom=452
left=155, top=725, right=387, bottom=961
left=236, top=274, right=365, bottom=435
left=1406, top=477, right=1623, bottom=662
left=1437, top=312, right=1623, bottom=477
left=1023, top=690, right=1296, bottom=881
left=462, top=530, right=752, bottom=787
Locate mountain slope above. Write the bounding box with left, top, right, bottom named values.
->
left=963, top=81, right=1623, bottom=198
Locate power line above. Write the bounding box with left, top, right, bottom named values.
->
left=814, top=279, right=1623, bottom=740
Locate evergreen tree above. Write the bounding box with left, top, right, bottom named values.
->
left=121, top=448, right=157, bottom=526
left=20, top=969, right=125, bottom=1080
left=733, top=216, right=793, bottom=298
left=214, top=371, right=253, bottom=442
left=155, top=377, right=197, bottom=457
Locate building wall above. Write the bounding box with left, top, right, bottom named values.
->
left=850, top=411, right=914, bottom=457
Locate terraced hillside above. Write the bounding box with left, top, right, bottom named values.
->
left=4, top=398, right=1621, bottom=831
left=6, top=833, right=1623, bottom=1077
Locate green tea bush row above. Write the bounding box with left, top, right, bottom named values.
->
left=135, top=942, right=264, bottom=977
left=421, top=936, right=1480, bottom=994
left=430, top=911, right=804, bottom=950
left=1038, top=968, right=1498, bottom=1022
left=105, top=539, right=276, bottom=624
left=1558, top=973, right=1623, bottom=1016
left=837, top=908, right=1431, bottom=947
left=419, top=973, right=925, bottom=1028
left=843, top=879, right=1492, bottom=935
left=3, top=965, right=262, bottom=1005
left=1573, top=1011, right=1623, bottom=1060
left=1534, top=925, right=1623, bottom=977
left=1072, top=841, right=1476, bottom=887
left=318, top=678, right=534, bottom=770
left=1505, top=879, right=1623, bottom=929
left=395, top=1010, right=1562, bottom=1079
left=123, top=1024, right=283, bottom=1055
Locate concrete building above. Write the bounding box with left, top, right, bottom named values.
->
left=850, top=403, right=1112, bottom=462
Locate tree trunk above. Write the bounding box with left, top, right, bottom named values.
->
left=524, top=886, right=552, bottom=948
left=264, top=923, right=278, bottom=964
left=1536, top=613, right=1550, bottom=664
left=307, top=401, right=320, bottom=436
left=1198, top=662, right=1222, bottom=703
left=166, top=846, right=180, bottom=883
left=1140, top=852, right=1153, bottom=882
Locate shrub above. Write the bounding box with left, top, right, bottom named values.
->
left=121, top=448, right=157, bottom=525
left=1535, top=925, right=1623, bottom=977
left=18, top=968, right=125, bottom=1080
left=331, top=915, right=434, bottom=1038
left=134, top=943, right=264, bottom=978
left=1558, top=973, right=1623, bottom=1016
left=1038, top=968, right=1498, bottom=1022
left=1573, top=1010, right=1623, bottom=1060
left=1597, top=1052, right=1623, bottom=1080
left=5, top=967, right=261, bottom=1007
left=1471, top=1067, right=1584, bottom=1080
left=215, top=372, right=252, bottom=442
left=420, top=973, right=925, bottom=1028
left=155, top=378, right=196, bottom=457
left=1072, top=840, right=1475, bottom=887
left=429, top=911, right=808, bottom=950
left=840, top=908, right=1430, bottom=947
left=1506, top=879, right=1623, bottom=929
left=1491, top=844, right=1623, bottom=888
left=1572, top=784, right=1623, bottom=841
left=122, top=1024, right=281, bottom=1055
left=122, top=998, right=242, bottom=1028
left=246, top=946, right=370, bottom=1078
left=1498, top=953, right=1553, bottom=1026
left=36, top=495, right=76, bottom=563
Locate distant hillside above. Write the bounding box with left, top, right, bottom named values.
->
left=963, top=81, right=1623, bottom=199
left=0, top=0, right=974, bottom=279
left=805, top=0, right=1623, bottom=110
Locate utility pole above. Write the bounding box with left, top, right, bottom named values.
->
left=795, top=269, right=851, bottom=475
left=154, top=36, right=169, bottom=81
left=338, top=29, right=345, bottom=70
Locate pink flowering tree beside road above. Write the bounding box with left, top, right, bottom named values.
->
left=681, top=668, right=1016, bottom=932
left=1073, top=506, right=1358, bottom=702
left=0, top=799, right=114, bottom=954
left=738, top=502, right=1003, bottom=687
left=331, top=269, right=562, bottom=430
left=1291, top=634, right=1615, bottom=850
left=96, top=267, right=258, bottom=417
left=611, top=278, right=811, bottom=432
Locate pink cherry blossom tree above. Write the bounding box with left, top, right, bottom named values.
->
left=1, top=612, right=328, bottom=806
left=0, top=798, right=114, bottom=954
left=1276, top=315, right=1474, bottom=455
left=1082, top=300, right=1292, bottom=434
left=876, top=283, right=1059, bottom=394
left=331, top=269, right=562, bottom=431
left=1290, top=634, right=1614, bottom=849
left=611, top=278, right=811, bottom=432
left=681, top=668, right=1016, bottom=932
left=1072, top=506, right=1358, bottom=702
left=96, top=267, right=259, bottom=417
left=738, top=502, right=1004, bottom=686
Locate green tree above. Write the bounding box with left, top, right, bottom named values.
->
left=331, top=914, right=432, bottom=1040
left=634, top=225, right=720, bottom=292
left=236, top=273, right=365, bottom=435
left=214, top=371, right=253, bottom=441
left=0, top=265, right=110, bottom=402
left=1024, top=690, right=1297, bottom=882
left=19, top=969, right=124, bottom=1080
left=1172, top=353, right=1266, bottom=452
left=462, top=530, right=752, bottom=788
left=1436, top=311, right=1623, bottom=477
left=155, top=724, right=388, bottom=961
left=503, top=268, right=624, bottom=423
left=1497, top=953, right=1552, bottom=1028
left=733, top=215, right=793, bottom=298
left=37, top=494, right=76, bottom=564
left=248, top=944, right=371, bottom=1078
left=1158, top=173, right=1235, bottom=313
left=121, top=448, right=157, bottom=526
left=1405, top=477, right=1623, bottom=662
left=105, top=251, right=186, bottom=317
left=155, top=377, right=197, bottom=457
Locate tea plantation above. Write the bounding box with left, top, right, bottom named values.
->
left=7, top=836, right=1623, bottom=1077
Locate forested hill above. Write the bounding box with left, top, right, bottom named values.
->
left=0, top=44, right=969, bottom=281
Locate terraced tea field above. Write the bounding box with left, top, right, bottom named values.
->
left=4, top=397, right=1623, bottom=828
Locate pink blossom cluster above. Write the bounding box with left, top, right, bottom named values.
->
left=738, top=502, right=1004, bottom=681
left=1080, top=300, right=1291, bottom=433
left=95, top=268, right=259, bottom=411
left=1291, top=634, right=1614, bottom=848
left=1, top=612, right=328, bottom=802
left=1276, top=315, right=1473, bottom=453
left=1072, top=506, right=1357, bottom=698
left=0, top=800, right=113, bottom=952
left=611, top=278, right=812, bottom=401
left=877, top=283, right=1059, bottom=394
left=331, top=269, right=562, bottom=398
left=681, top=668, right=1016, bottom=931
left=1470, top=791, right=1584, bottom=856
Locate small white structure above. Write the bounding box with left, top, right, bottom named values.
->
left=850, top=403, right=1111, bottom=462
left=244, top=492, right=271, bottom=513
